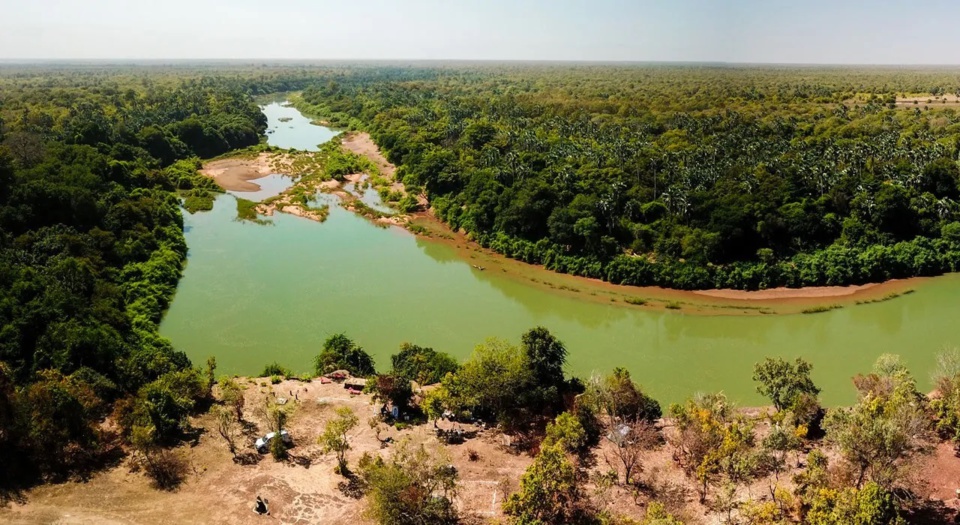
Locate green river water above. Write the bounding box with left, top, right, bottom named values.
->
left=159, top=102, right=960, bottom=405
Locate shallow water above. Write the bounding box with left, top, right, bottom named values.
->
left=263, top=102, right=337, bottom=151
left=159, top=103, right=960, bottom=405
left=228, top=173, right=296, bottom=202
left=344, top=176, right=397, bottom=215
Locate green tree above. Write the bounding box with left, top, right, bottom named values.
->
left=823, top=354, right=931, bottom=489
left=752, top=357, right=820, bottom=413
left=315, top=334, right=376, bottom=377
left=520, top=326, right=568, bottom=413
left=670, top=393, right=757, bottom=503
left=805, top=482, right=903, bottom=525
left=390, top=343, right=459, bottom=385
left=503, top=443, right=583, bottom=524
left=320, top=406, right=359, bottom=474
left=218, top=376, right=246, bottom=422
left=214, top=406, right=238, bottom=458
left=590, top=367, right=662, bottom=423
left=453, top=338, right=533, bottom=430
left=368, top=374, right=413, bottom=412
left=542, top=411, right=587, bottom=454
left=358, top=441, right=458, bottom=525
left=931, top=348, right=960, bottom=443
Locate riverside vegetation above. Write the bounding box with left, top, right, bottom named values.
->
left=294, top=66, right=960, bottom=290
left=2, top=63, right=960, bottom=523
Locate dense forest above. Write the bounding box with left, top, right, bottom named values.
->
left=296, top=65, right=960, bottom=289
left=0, top=65, right=267, bottom=483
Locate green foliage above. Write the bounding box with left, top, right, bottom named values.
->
left=931, top=349, right=960, bottom=443
left=389, top=343, right=459, bottom=385
left=0, top=66, right=272, bottom=481
left=320, top=406, right=358, bottom=474
left=588, top=367, right=662, bottom=423
left=218, top=376, right=246, bottom=422
left=260, top=362, right=292, bottom=378
left=670, top=393, right=758, bottom=502
left=638, top=502, right=685, bottom=525
left=122, top=368, right=206, bottom=446
left=805, top=482, right=903, bottom=525
left=753, top=357, right=822, bottom=423
left=823, top=354, right=931, bottom=489
left=520, top=326, right=568, bottom=413
left=542, top=411, right=588, bottom=454
left=450, top=337, right=533, bottom=430
left=503, top=443, right=583, bottom=524
left=17, top=369, right=103, bottom=473
left=235, top=197, right=270, bottom=224
left=298, top=66, right=960, bottom=290
left=358, top=441, right=459, bottom=525
left=314, top=333, right=376, bottom=377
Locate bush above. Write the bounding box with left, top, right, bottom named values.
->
left=142, top=450, right=189, bottom=491
left=260, top=363, right=292, bottom=378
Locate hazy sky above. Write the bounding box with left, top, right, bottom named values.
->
left=1, top=0, right=958, bottom=64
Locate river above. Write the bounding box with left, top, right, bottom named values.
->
left=159, top=101, right=960, bottom=405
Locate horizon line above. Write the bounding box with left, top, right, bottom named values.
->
left=3, top=58, right=960, bottom=68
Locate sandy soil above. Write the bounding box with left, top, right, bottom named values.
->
left=341, top=133, right=395, bottom=180
left=694, top=282, right=881, bottom=300
left=342, top=132, right=425, bottom=206
left=200, top=154, right=279, bottom=192
left=896, top=93, right=960, bottom=106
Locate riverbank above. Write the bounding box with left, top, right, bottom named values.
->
left=402, top=210, right=924, bottom=315
left=333, top=133, right=924, bottom=314
left=198, top=128, right=928, bottom=316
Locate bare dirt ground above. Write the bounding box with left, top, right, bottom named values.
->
left=341, top=132, right=395, bottom=180
left=3, top=380, right=959, bottom=525
left=0, top=379, right=534, bottom=525
left=694, top=282, right=882, bottom=300
left=199, top=153, right=293, bottom=192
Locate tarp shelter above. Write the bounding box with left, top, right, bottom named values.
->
left=344, top=378, right=366, bottom=392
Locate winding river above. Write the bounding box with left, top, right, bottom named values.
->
left=159, top=102, right=960, bottom=405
